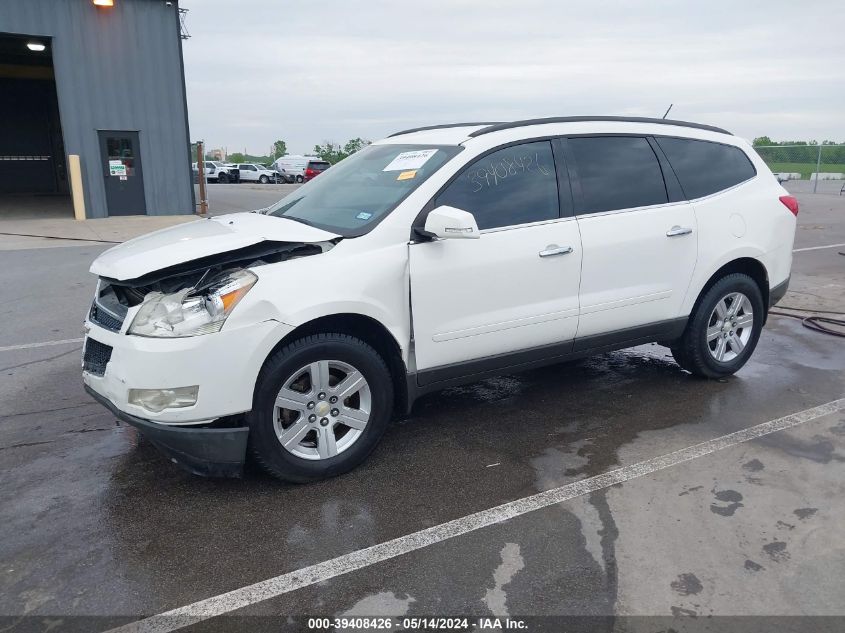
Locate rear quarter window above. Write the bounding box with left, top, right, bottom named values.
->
left=655, top=137, right=757, bottom=200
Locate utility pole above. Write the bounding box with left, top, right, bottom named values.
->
left=196, top=140, right=208, bottom=215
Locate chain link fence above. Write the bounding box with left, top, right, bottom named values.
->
left=754, top=144, right=845, bottom=194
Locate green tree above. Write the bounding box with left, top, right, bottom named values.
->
left=313, top=138, right=371, bottom=164
left=272, top=139, right=288, bottom=158
left=228, top=152, right=246, bottom=163
left=343, top=137, right=370, bottom=156
left=752, top=136, right=773, bottom=147
left=313, top=141, right=342, bottom=164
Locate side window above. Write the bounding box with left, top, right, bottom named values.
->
left=655, top=137, right=757, bottom=199
left=569, top=136, right=668, bottom=214
left=435, top=141, right=559, bottom=230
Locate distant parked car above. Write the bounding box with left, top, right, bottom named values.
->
left=304, top=159, right=330, bottom=182
left=236, top=163, right=281, bottom=184
left=259, top=164, right=294, bottom=184
left=193, top=161, right=239, bottom=183
left=273, top=155, right=321, bottom=183
left=271, top=165, right=297, bottom=184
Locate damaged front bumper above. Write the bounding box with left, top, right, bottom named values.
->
left=81, top=315, right=294, bottom=477
left=86, top=384, right=249, bottom=477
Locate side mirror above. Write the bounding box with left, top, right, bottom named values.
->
left=423, top=205, right=480, bottom=240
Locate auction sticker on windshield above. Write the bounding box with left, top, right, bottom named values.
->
left=383, top=149, right=438, bottom=171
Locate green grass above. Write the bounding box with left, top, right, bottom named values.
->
left=763, top=162, right=845, bottom=179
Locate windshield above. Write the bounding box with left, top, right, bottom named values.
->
left=267, top=144, right=461, bottom=236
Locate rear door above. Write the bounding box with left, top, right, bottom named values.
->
left=238, top=164, right=257, bottom=181
left=410, top=140, right=583, bottom=379
left=563, top=135, right=697, bottom=339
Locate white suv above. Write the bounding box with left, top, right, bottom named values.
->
left=83, top=116, right=797, bottom=482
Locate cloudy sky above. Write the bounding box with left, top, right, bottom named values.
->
left=180, top=0, right=844, bottom=155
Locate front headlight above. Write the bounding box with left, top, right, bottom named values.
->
left=128, top=268, right=257, bottom=337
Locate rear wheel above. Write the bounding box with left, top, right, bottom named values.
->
left=671, top=273, right=764, bottom=378
left=295, top=175, right=304, bottom=183
left=247, top=333, right=393, bottom=483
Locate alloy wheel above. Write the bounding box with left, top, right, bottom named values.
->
left=273, top=360, right=371, bottom=460
left=706, top=292, right=754, bottom=362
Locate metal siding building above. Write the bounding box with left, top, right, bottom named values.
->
left=0, top=0, right=193, bottom=217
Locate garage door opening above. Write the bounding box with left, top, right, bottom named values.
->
left=0, top=33, right=71, bottom=219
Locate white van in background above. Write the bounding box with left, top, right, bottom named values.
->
left=273, top=155, right=320, bottom=183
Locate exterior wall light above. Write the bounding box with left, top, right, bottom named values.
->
left=93, top=0, right=115, bottom=6
left=26, top=42, right=46, bottom=51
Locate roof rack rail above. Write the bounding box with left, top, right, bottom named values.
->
left=388, top=122, right=502, bottom=138
left=467, top=116, right=731, bottom=137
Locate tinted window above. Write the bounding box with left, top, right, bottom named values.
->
left=435, top=141, right=559, bottom=230
left=308, top=161, right=330, bottom=171
left=655, top=137, right=756, bottom=199
left=569, top=136, right=668, bottom=214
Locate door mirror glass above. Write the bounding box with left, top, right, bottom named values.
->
left=423, top=205, right=480, bottom=240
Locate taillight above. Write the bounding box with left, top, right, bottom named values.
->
left=779, top=195, right=799, bottom=216
left=305, top=168, right=316, bottom=178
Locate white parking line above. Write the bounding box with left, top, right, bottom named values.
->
left=793, top=242, right=845, bottom=253
left=106, top=396, right=845, bottom=633
left=0, top=337, right=83, bottom=352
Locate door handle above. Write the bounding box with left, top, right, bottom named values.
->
left=666, top=226, right=693, bottom=237
left=539, top=245, right=574, bottom=258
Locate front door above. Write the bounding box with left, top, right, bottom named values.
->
left=98, top=131, right=146, bottom=216
left=410, top=140, right=582, bottom=381
left=563, top=135, right=698, bottom=338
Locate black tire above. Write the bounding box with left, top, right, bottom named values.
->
left=295, top=175, right=304, bottom=183
left=671, top=273, right=765, bottom=378
left=247, top=333, right=394, bottom=483
left=217, top=173, right=228, bottom=184
left=259, top=175, right=269, bottom=184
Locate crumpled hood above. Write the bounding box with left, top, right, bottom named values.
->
left=90, top=213, right=340, bottom=281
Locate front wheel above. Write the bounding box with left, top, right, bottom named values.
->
left=671, top=273, right=764, bottom=378
left=247, top=333, right=393, bottom=483
left=217, top=173, right=228, bottom=184
left=259, top=175, right=269, bottom=184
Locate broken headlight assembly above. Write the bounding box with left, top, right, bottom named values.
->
left=128, top=268, right=257, bottom=337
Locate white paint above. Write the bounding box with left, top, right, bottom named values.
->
left=793, top=242, right=845, bottom=253
left=483, top=543, right=525, bottom=616
left=105, top=397, right=845, bottom=633
left=0, top=338, right=83, bottom=352
left=89, top=213, right=338, bottom=281
left=410, top=218, right=582, bottom=369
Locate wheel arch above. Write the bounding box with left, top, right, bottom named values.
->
left=689, top=257, right=770, bottom=324
left=260, top=313, right=409, bottom=417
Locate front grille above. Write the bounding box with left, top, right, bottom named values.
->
left=89, top=282, right=128, bottom=332
left=89, top=302, right=123, bottom=332
left=83, top=338, right=113, bottom=376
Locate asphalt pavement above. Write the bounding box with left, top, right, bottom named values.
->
left=1, top=186, right=844, bottom=632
